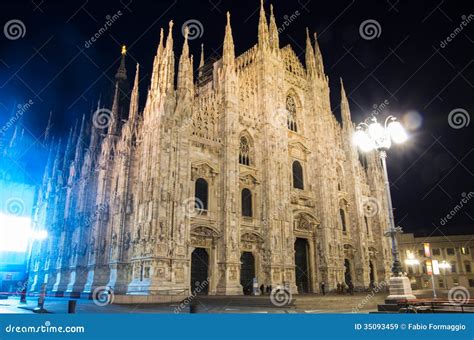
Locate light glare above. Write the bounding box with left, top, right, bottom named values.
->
left=388, top=121, right=408, bottom=144
left=353, top=130, right=374, bottom=152
left=0, top=213, right=32, bottom=252
left=368, top=122, right=384, bottom=140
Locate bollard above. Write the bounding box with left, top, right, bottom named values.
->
left=33, top=284, right=48, bottom=313
left=68, top=300, right=77, bottom=314
left=37, top=284, right=46, bottom=309
left=20, top=289, right=27, bottom=303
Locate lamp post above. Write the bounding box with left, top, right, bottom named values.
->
left=354, top=115, right=416, bottom=300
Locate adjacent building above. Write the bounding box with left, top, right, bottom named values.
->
left=399, top=233, right=474, bottom=290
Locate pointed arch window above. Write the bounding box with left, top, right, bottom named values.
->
left=292, top=160, right=304, bottom=190
left=241, top=188, right=253, bottom=217
left=239, top=135, right=251, bottom=166
left=286, top=95, right=298, bottom=132
left=340, top=209, right=347, bottom=232
left=195, top=178, right=208, bottom=211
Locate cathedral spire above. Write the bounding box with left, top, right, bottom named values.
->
left=129, top=63, right=140, bottom=124
left=198, top=43, right=205, bottom=78
left=258, top=0, right=269, bottom=50
left=150, top=28, right=164, bottom=94
left=314, top=33, right=325, bottom=77
left=42, top=136, right=55, bottom=187
left=51, top=138, right=62, bottom=182
left=62, top=121, right=77, bottom=172
left=305, top=28, right=316, bottom=77
left=178, top=26, right=193, bottom=93
left=109, top=45, right=129, bottom=134
left=109, top=82, right=120, bottom=135
left=115, top=45, right=128, bottom=82
left=73, top=114, right=86, bottom=164
left=44, top=111, right=53, bottom=143
left=340, top=78, right=352, bottom=126
left=89, top=100, right=101, bottom=152
left=180, top=26, right=190, bottom=65
left=8, top=125, right=18, bottom=149
left=163, top=20, right=175, bottom=92
left=314, top=32, right=324, bottom=78
left=223, top=12, right=235, bottom=70
left=269, top=4, right=279, bottom=51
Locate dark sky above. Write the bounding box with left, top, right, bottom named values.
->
left=0, top=0, right=472, bottom=236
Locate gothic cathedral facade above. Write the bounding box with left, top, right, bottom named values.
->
left=29, top=4, right=392, bottom=299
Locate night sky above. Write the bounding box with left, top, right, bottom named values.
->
left=0, top=0, right=472, bottom=236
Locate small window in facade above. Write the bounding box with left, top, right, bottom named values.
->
left=340, top=209, right=347, bottom=232
left=292, top=161, right=304, bottom=190
left=241, top=188, right=253, bottom=217
left=195, top=178, right=209, bottom=210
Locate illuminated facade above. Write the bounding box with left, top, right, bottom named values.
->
left=28, top=3, right=392, bottom=300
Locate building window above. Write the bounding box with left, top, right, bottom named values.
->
left=241, top=188, right=252, bottom=217
left=451, top=263, right=457, bottom=273
left=195, top=178, right=209, bottom=211
left=465, top=262, right=471, bottom=273
left=292, top=161, right=304, bottom=190
left=286, top=95, right=298, bottom=132
left=432, top=248, right=440, bottom=256
left=461, top=247, right=470, bottom=255
left=418, top=249, right=425, bottom=257
left=469, top=279, right=474, bottom=288
left=239, top=135, right=251, bottom=166
left=340, top=209, right=347, bottom=233
left=446, top=248, right=455, bottom=255
left=438, top=279, right=444, bottom=288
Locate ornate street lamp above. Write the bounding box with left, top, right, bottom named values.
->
left=354, top=115, right=416, bottom=300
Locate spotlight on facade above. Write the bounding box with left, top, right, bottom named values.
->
left=0, top=213, right=32, bottom=252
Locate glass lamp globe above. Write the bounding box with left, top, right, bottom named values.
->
left=368, top=122, right=384, bottom=141
left=388, top=121, right=408, bottom=144
left=353, top=129, right=374, bottom=152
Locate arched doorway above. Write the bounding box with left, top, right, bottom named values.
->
left=344, top=259, right=352, bottom=285
left=190, top=248, right=209, bottom=295
left=240, top=252, right=255, bottom=295
left=294, top=238, right=310, bottom=293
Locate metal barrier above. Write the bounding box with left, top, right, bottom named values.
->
left=399, top=299, right=474, bottom=313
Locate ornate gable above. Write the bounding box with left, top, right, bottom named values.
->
left=191, top=161, right=219, bottom=181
